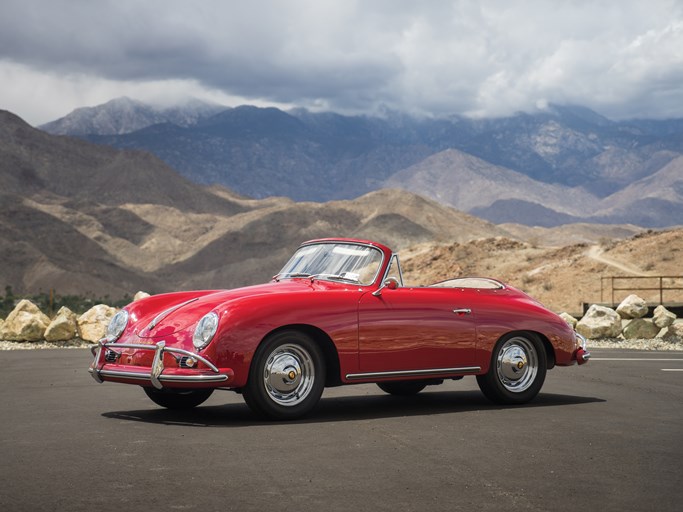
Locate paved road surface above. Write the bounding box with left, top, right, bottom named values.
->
left=0, top=348, right=681, bottom=511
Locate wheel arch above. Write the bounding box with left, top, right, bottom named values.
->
left=259, top=324, right=342, bottom=387
left=497, top=330, right=556, bottom=370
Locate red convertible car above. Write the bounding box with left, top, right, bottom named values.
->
left=89, top=238, right=589, bottom=420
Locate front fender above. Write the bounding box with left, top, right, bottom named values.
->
left=207, top=290, right=363, bottom=387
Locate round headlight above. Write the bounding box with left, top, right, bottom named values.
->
left=106, top=310, right=129, bottom=341
left=193, top=312, right=219, bottom=350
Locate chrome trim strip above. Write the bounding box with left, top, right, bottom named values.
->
left=88, top=368, right=229, bottom=383
left=452, top=308, right=472, bottom=315
left=345, top=366, right=481, bottom=381
left=147, top=297, right=199, bottom=331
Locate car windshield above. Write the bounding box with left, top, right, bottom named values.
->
left=277, top=243, right=383, bottom=285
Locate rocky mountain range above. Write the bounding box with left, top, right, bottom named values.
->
left=387, top=148, right=683, bottom=227
left=40, top=97, right=226, bottom=136
left=39, top=98, right=683, bottom=228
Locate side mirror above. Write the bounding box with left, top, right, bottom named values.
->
left=372, top=277, right=399, bottom=297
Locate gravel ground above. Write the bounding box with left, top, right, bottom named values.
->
left=1, top=338, right=681, bottom=351
left=587, top=337, right=683, bottom=350
left=0, top=339, right=94, bottom=350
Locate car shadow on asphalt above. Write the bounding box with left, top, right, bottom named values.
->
left=101, top=390, right=605, bottom=427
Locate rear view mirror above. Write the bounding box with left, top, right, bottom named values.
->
left=372, top=277, right=399, bottom=296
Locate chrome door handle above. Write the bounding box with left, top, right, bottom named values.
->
left=452, top=308, right=472, bottom=315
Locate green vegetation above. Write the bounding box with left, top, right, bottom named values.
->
left=0, top=286, right=130, bottom=318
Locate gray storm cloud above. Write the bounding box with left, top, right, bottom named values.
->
left=1, top=0, right=682, bottom=122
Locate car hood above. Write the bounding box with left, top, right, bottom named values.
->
left=128, top=279, right=340, bottom=339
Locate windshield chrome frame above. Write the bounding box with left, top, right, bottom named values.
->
left=378, top=253, right=404, bottom=287
left=282, top=240, right=386, bottom=287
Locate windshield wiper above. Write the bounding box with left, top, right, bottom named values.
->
left=310, top=273, right=360, bottom=283
left=273, top=272, right=312, bottom=281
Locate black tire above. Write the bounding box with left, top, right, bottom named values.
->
left=143, top=387, right=214, bottom=409
left=377, top=380, right=428, bottom=396
left=242, top=330, right=325, bottom=420
left=476, top=333, right=547, bottom=404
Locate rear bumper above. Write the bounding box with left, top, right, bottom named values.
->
left=574, top=332, right=591, bottom=365
left=89, top=339, right=234, bottom=389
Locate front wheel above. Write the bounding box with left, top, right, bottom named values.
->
left=477, top=333, right=547, bottom=404
left=143, top=387, right=214, bottom=409
left=242, top=330, right=325, bottom=420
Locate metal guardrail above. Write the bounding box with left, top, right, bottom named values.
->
left=600, top=276, right=683, bottom=305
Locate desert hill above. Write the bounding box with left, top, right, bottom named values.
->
left=400, top=228, right=683, bottom=314
left=0, top=186, right=513, bottom=297
left=0, top=110, right=243, bottom=215
left=592, top=155, right=683, bottom=227
left=384, top=148, right=598, bottom=217
left=159, top=188, right=510, bottom=290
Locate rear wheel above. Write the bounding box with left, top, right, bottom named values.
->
left=143, top=387, right=214, bottom=409
left=477, top=333, right=547, bottom=404
left=243, top=330, right=325, bottom=420
left=377, top=380, right=428, bottom=396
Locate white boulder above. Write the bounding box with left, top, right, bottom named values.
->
left=616, top=294, right=649, bottom=319
left=134, top=291, right=150, bottom=301
left=77, top=304, right=117, bottom=343
left=622, top=318, right=660, bottom=340
left=559, top=312, right=578, bottom=328
left=663, top=322, right=683, bottom=342
left=576, top=305, right=622, bottom=339
left=44, top=306, right=79, bottom=342
left=0, top=300, right=51, bottom=342
left=653, top=305, right=676, bottom=329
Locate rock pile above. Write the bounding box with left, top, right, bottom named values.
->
left=0, top=300, right=117, bottom=343
left=0, top=291, right=151, bottom=344
left=570, top=294, right=681, bottom=341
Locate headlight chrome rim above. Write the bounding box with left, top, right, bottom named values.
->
left=106, top=310, right=129, bottom=342
left=193, top=312, right=219, bottom=350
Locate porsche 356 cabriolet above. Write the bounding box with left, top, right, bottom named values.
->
left=89, top=238, right=590, bottom=420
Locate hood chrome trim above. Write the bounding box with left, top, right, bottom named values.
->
left=146, top=297, right=199, bottom=331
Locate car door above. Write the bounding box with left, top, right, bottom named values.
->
left=356, top=286, right=477, bottom=374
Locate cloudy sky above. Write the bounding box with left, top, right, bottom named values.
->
left=1, top=0, right=682, bottom=125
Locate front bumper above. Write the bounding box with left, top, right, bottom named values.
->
left=89, top=339, right=234, bottom=389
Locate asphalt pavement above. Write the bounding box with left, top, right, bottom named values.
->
left=0, top=348, right=681, bottom=512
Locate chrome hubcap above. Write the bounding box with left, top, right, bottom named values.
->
left=263, top=344, right=315, bottom=406
left=496, top=337, right=538, bottom=393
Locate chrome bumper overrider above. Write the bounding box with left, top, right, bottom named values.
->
left=89, top=339, right=230, bottom=389
left=575, top=332, right=591, bottom=365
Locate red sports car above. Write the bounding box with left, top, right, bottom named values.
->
left=89, top=238, right=590, bottom=420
